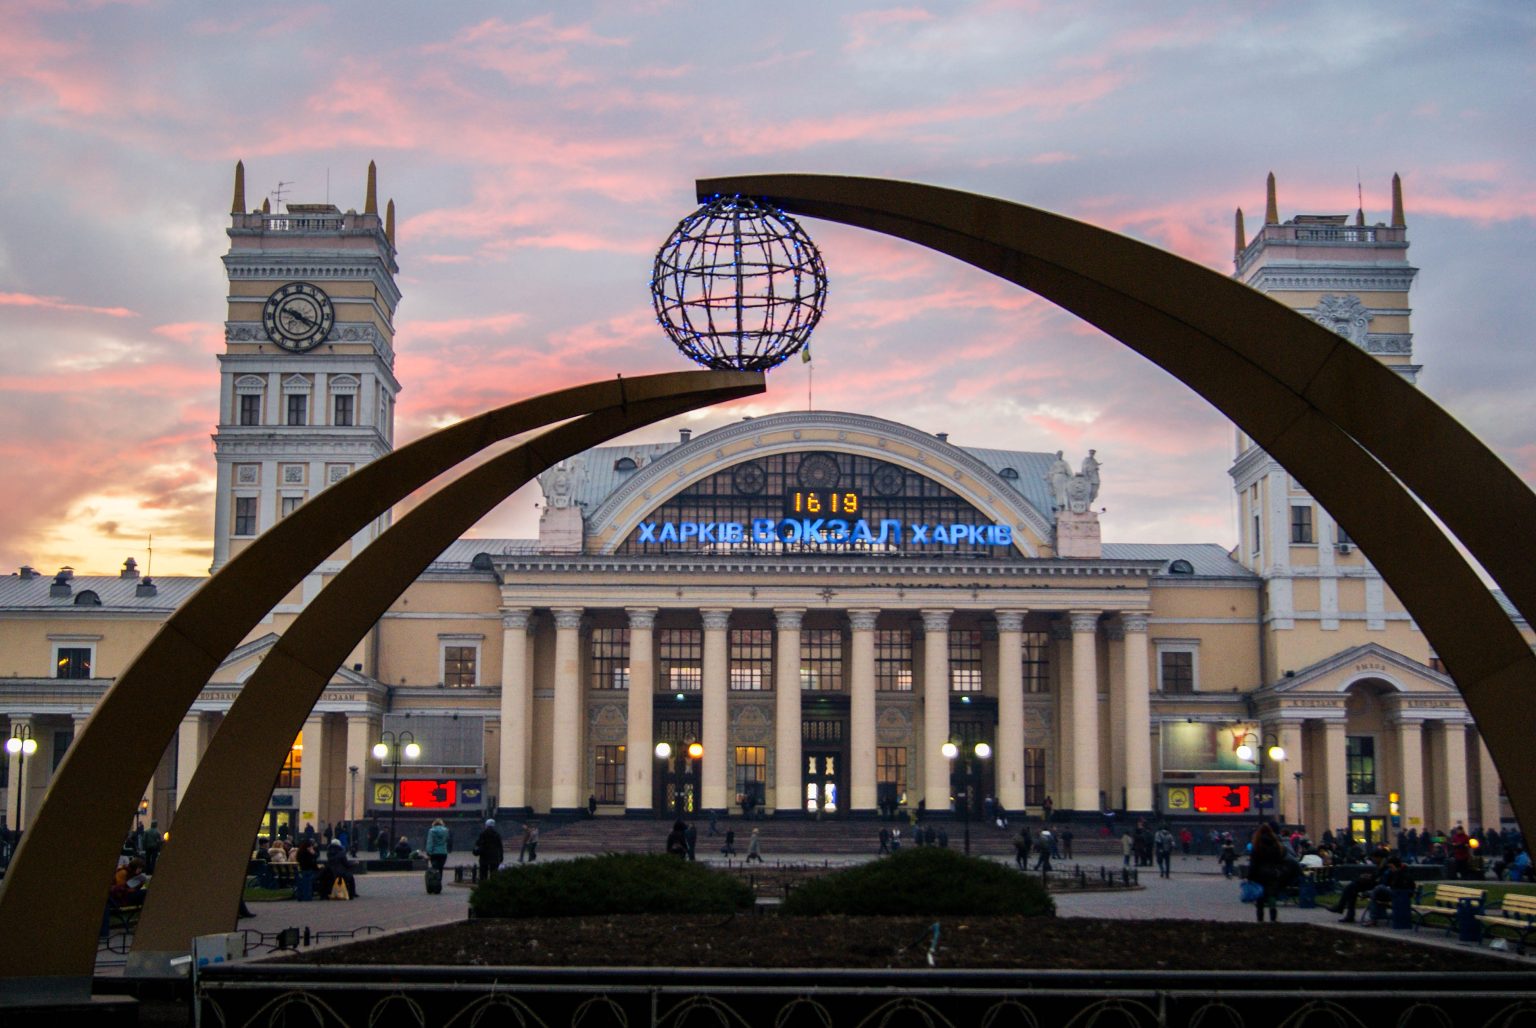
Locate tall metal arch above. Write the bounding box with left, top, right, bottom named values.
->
left=0, top=370, right=761, bottom=1001
left=699, top=174, right=1536, bottom=840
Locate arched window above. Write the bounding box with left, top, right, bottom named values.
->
left=614, top=457, right=638, bottom=471
left=73, top=590, right=102, bottom=606
left=1168, top=559, right=1195, bottom=575
left=999, top=467, right=1019, bottom=480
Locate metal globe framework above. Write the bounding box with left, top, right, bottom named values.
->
left=651, top=194, right=827, bottom=371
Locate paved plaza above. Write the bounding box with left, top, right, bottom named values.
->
left=96, top=851, right=1532, bottom=975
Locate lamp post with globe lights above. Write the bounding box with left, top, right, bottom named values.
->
left=6, top=726, right=37, bottom=836
left=372, top=731, right=419, bottom=847
left=1235, top=731, right=1286, bottom=833
left=655, top=741, right=703, bottom=816
left=943, top=740, right=993, bottom=855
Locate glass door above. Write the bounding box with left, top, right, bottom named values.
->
left=803, top=752, right=840, bottom=815
left=1348, top=816, right=1387, bottom=848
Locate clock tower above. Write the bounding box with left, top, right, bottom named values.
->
left=212, top=160, right=403, bottom=570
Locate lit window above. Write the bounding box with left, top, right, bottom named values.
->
left=949, top=629, right=983, bottom=693
left=595, top=745, right=625, bottom=804
left=55, top=647, right=93, bottom=679
left=590, top=628, right=631, bottom=690
left=444, top=645, right=478, bottom=687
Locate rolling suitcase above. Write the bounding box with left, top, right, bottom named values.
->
left=425, top=867, right=443, bottom=894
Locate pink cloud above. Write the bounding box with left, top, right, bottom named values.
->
left=0, top=291, right=138, bottom=318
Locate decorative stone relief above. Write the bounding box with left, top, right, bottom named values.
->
left=731, top=703, right=773, bottom=745
left=876, top=705, right=914, bottom=745
left=589, top=702, right=627, bottom=744
left=1311, top=294, right=1372, bottom=346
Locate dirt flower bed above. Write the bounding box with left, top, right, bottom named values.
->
left=281, top=915, right=1521, bottom=973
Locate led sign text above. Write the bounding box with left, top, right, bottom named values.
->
left=634, top=518, right=1013, bottom=547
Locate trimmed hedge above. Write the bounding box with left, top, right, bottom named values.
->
left=470, top=853, right=754, bottom=917
left=780, top=847, right=1056, bottom=917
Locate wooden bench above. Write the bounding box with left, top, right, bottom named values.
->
left=1477, top=892, right=1536, bottom=953
left=1411, top=883, right=1486, bottom=932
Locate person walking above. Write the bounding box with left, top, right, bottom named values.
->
left=721, top=828, right=736, bottom=858
left=684, top=821, right=697, bottom=861
left=1013, top=826, right=1032, bottom=870
left=746, top=828, right=763, bottom=863
left=878, top=826, right=891, bottom=855
left=524, top=823, right=540, bottom=862
left=1154, top=826, right=1175, bottom=878
left=425, top=819, right=450, bottom=872
left=1034, top=830, right=1054, bottom=872
left=1247, top=823, right=1288, bottom=922
left=474, top=819, right=503, bottom=883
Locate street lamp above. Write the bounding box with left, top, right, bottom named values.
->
left=1293, top=771, right=1304, bottom=829
left=1235, top=731, right=1285, bottom=832
left=348, top=765, right=360, bottom=855
left=656, top=741, right=698, bottom=816
left=372, top=730, right=420, bottom=847
left=5, top=726, right=37, bottom=836
left=943, top=740, right=992, bottom=855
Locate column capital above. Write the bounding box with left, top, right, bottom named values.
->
left=847, top=608, right=880, bottom=632
left=552, top=607, right=585, bottom=631
left=919, top=609, right=952, bottom=633
left=501, top=607, right=533, bottom=631
left=1386, top=714, right=1426, bottom=729
left=626, top=607, right=658, bottom=630
left=773, top=608, right=805, bottom=631
left=701, top=608, right=732, bottom=631
left=994, top=610, right=1027, bottom=633
left=1069, top=609, right=1100, bottom=634
left=1119, top=612, right=1150, bottom=634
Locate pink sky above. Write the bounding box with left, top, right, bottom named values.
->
left=1, top=1, right=1531, bottom=577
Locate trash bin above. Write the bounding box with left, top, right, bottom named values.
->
left=1297, top=877, right=1317, bottom=908
left=1457, top=897, right=1482, bottom=943
left=1390, top=888, right=1413, bottom=929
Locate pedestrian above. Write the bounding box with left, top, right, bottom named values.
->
left=746, top=828, right=763, bottom=863
left=924, top=824, right=937, bottom=847
left=1034, top=830, right=1054, bottom=872
left=525, top=823, right=540, bottom=862
left=1154, top=826, right=1175, bottom=878
left=1247, top=823, right=1288, bottom=922
left=1014, top=826, right=1032, bottom=870
left=1121, top=830, right=1134, bottom=868
left=879, top=826, right=891, bottom=855
left=377, top=827, right=392, bottom=861
left=1060, top=827, right=1074, bottom=860
left=474, top=819, right=503, bottom=882
left=1042, top=795, right=1054, bottom=822
left=666, top=819, right=688, bottom=858
left=721, top=828, right=736, bottom=857
left=1219, top=837, right=1238, bottom=878
left=684, top=821, right=697, bottom=861
left=708, top=810, right=719, bottom=836
left=142, top=820, right=163, bottom=874
left=587, top=793, right=598, bottom=817
left=1179, top=827, right=1193, bottom=856
left=937, top=827, right=949, bottom=849
left=518, top=823, right=530, bottom=863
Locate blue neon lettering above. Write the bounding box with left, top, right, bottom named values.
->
left=827, top=519, right=849, bottom=542
left=724, top=522, right=744, bottom=542
left=638, top=523, right=657, bottom=543
left=781, top=520, right=802, bottom=542
left=658, top=523, right=678, bottom=542
left=852, top=520, right=874, bottom=543
left=679, top=523, right=698, bottom=541
left=996, top=525, right=1012, bottom=545
left=878, top=520, right=902, bottom=544
left=753, top=519, right=776, bottom=543
left=932, top=525, right=950, bottom=544
left=910, top=524, right=930, bottom=543
left=700, top=522, right=719, bottom=543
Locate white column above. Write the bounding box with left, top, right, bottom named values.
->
left=1052, top=621, right=1074, bottom=809
left=1276, top=721, right=1304, bottom=827
left=344, top=714, right=375, bottom=827
left=848, top=609, right=879, bottom=814
left=995, top=610, right=1027, bottom=814
left=297, top=713, right=326, bottom=832
left=497, top=608, right=532, bottom=812
left=1435, top=721, right=1470, bottom=830
left=174, top=713, right=211, bottom=816
left=773, top=609, right=804, bottom=815
left=1105, top=620, right=1127, bottom=808
left=1477, top=737, right=1503, bottom=833
left=550, top=607, right=585, bottom=812
left=625, top=608, right=657, bottom=815
left=1323, top=720, right=1348, bottom=836
left=5, top=717, right=36, bottom=831
left=701, top=608, right=732, bottom=812
left=920, top=610, right=952, bottom=810
left=1069, top=610, right=1101, bottom=813
left=1119, top=613, right=1154, bottom=813
left=1394, top=718, right=1425, bottom=833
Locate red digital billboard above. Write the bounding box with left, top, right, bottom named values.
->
left=1192, top=784, right=1250, bottom=813
left=399, top=779, right=458, bottom=809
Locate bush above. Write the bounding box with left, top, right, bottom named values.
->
left=469, top=853, right=754, bottom=918
left=780, top=847, right=1055, bottom=917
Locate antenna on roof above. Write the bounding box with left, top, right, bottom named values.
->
left=146, top=534, right=153, bottom=578
left=270, top=181, right=294, bottom=213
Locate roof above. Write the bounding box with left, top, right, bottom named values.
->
left=0, top=573, right=204, bottom=612
left=1099, top=543, right=1256, bottom=578
left=429, top=538, right=538, bottom=570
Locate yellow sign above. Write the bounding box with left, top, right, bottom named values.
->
left=1165, top=787, right=1192, bottom=810
left=373, top=782, right=394, bottom=805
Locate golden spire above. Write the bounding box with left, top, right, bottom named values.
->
left=1234, top=207, right=1246, bottom=257
left=231, top=160, right=245, bottom=214
left=1391, top=173, right=1405, bottom=227
left=386, top=198, right=396, bottom=246
left=365, top=160, right=378, bottom=215
left=261, top=196, right=271, bottom=214
left=1264, top=171, right=1279, bottom=225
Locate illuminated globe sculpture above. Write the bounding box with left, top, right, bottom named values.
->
left=652, top=194, right=827, bottom=370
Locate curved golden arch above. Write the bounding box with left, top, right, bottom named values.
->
left=0, top=369, right=762, bottom=997
left=129, top=384, right=759, bottom=963
left=700, top=174, right=1536, bottom=839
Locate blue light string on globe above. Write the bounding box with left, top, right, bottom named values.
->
left=651, top=194, right=828, bottom=372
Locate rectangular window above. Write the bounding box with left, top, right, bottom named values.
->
left=1022, top=632, right=1050, bottom=693
left=875, top=630, right=913, bottom=691
left=1159, top=651, right=1194, bottom=694
left=734, top=746, right=767, bottom=805
left=800, top=628, right=843, bottom=691
left=949, top=629, right=983, bottom=693
left=658, top=629, right=702, bottom=693
left=238, top=393, right=261, bottom=426
left=1024, top=747, right=1047, bottom=806
left=55, top=647, right=93, bottom=679
left=234, top=496, right=258, bottom=536
left=280, top=495, right=302, bottom=519
left=1252, top=512, right=1262, bottom=555
left=286, top=394, right=307, bottom=426
left=876, top=746, right=908, bottom=807
left=443, top=645, right=478, bottom=688
left=595, top=744, right=625, bottom=805
left=334, top=394, right=354, bottom=427
left=1290, top=504, right=1314, bottom=544
left=1336, top=524, right=1353, bottom=547
left=1346, top=735, right=1376, bottom=795
left=590, top=628, right=631, bottom=690
left=276, top=733, right=302, bottom=788
left=729, top=628, right=772, bottom=691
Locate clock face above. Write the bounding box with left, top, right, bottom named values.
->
left=262, top=283, right=334, bottom=352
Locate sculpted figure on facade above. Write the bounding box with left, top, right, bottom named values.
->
left=1311, top=294, right=1372, bottom=347
left=539, top=458, right=585, bottom=509
left=1047, top=451, right=1072, bottom=511
left=1047, top=450, right=1102, bottom=515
